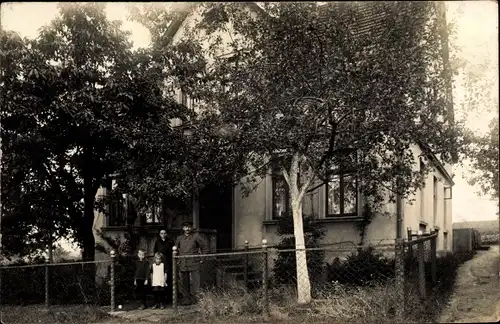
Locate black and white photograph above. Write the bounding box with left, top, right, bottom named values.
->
left=0, top=2, right=498, bottom=323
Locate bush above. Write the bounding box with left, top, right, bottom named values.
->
left=326, top=246, right=395, bottom=286
left=272, top=211, right=326, bottom=287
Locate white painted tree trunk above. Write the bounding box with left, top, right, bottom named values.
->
left=291, top=199, right=312, bottom=304
left=283, top=152, right=313, bottom=304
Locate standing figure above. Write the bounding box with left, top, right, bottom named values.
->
left=153, top=228, right=174, bottom=305
left=175, top=221, right=209, bottom=306
left=150, top=252, right=168, bottom=309
left=134, top=249, right=150, bottom=310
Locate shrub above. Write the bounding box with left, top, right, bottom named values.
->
left=272, top=211, right=326, bottom=287
left=326, top=246, right=395, bottom=286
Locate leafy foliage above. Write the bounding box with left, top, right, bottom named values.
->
left=172, top=2, right=462, bottom=199
left=0, top=3, right=191, bottom=260
left=272, top=211, right=325, bottom=286
left=465, top=118, right=499, bottom=201
left=326, top=247, right=395, bottom=286
left=158, top=1, right=464, bottom=302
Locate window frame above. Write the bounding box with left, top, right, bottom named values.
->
left=141, top=200, right=164, bottom=225
left=325, top=172, right=359, bottom=218
left=271, top=172, right=290, bottom=220
left=105, top=178, right=128, bottom=227
left=181, top=89, right=188, bottom=108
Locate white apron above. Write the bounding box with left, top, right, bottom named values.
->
left=151, top=263, right=165, bottom=287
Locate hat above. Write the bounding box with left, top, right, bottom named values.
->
left=182, top=221, right=194, bottom=227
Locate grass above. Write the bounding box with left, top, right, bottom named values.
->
left=0, top=251, right=478, bottom=324
left=188, top=281, right=437, bottom=324
left=0, top=304, right=111, bottom=324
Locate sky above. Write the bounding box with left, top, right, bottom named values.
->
left=1, top=1, right=498, bottom=227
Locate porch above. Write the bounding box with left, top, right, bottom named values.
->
left=95, top=179, right=236, bottom=254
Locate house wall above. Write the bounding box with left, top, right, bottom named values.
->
left=402, top=144, right=453, bottom=254
left=233, top=143, right=454, bottom=259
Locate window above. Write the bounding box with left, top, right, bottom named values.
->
left=108, top=197, right=127, bottom=226
left=106, top=179, right=127, bottom=226
left=420, top=160, right=425, bottom=221
left=143, top=202, right=163, bottom=225
left=181, top=89, right=188, bottom=107
left=326, top=173, right=358, bottom=217
left=443, top=232, right=448, bottom=251
left=433, top=176, right=438, bottom=225
left=272, top=173, right=289, bottom=219
left=443, top=187, right=447, bottom=228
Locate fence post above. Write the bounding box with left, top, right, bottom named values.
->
left=430, top=233, right=437, bottom=286
left=407, top=228, right=413, bottom=260
left=244, top=240, right=249, bottom=290
left=110, top=250, right=116, bottom=312
left=395, top=238, right=405, bottom=322
left=262, top=239, right=269, bottom=315
left=417, top=238, right=426, bottom=299
left=172, top=246, right=178, bottom=311
left=45, top=252, right=50, bottom=309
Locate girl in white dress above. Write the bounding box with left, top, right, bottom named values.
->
left=150, top=252, right=168, bottom=309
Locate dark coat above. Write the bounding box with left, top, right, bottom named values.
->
left=175, top=232, right=209, bottom=271
left=153, top=236, right=174, bottom=269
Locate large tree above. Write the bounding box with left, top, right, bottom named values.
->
left=162, top=2, right=463, bottom=303
left=1, top=3, right=186, bottom=260
left=106, top=3, right=250, bottom=212
left=466, top=119, right=499, bottom=201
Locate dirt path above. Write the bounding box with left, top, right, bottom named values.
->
left=437, top=245, right=500, bottom=323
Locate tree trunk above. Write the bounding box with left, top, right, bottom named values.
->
left=285, top=153, right=312, bottom=304
left=291, top=199, right=312, bottom=304
left=82, top=172, right=97, bottom=261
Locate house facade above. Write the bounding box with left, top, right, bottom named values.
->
left=93, top=2, right=454, bottom=261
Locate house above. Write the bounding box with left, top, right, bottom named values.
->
left=93, top=2, right=455, bottom=265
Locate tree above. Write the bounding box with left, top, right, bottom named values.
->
left=164, top=2, right=462, bottom=303
left=466, top=118, right=499, bottom=201
left=106, top=3, right=250, bottom=212
left=1, top=3, right=186, bottom=260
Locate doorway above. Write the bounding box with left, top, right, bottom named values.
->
left=199, top=181, right=233, bottom=251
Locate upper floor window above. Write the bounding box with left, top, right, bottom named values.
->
left=181, top=90, right=188, bottom=107
left=105, top=178, right=128, bottom=226
left=180, top=89, right=199, bottom=111
left=326, top=173, right=358, bottom=217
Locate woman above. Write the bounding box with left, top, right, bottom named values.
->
left=153, top=228, right=174, bottom=305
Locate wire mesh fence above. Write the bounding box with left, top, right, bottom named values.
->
left=171, top=241, right=404, bottom=309
left=0, top=233, right=439, bottom=317
left=172, top=248, right=266, bottom=307
left=403, top=230, right=438, bottom=300
left=0, top=260, right=112, bottom=307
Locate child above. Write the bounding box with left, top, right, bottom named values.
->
left=134, top=249, right=150, bottom=310
left=150, top=252, right=168, bottom=309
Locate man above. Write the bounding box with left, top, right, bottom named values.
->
left=153, top=228, right=174, bottom=305
left=175, top=221, right=208, bottom=306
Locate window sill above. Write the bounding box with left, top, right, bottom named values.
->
left=262, top=216, right=364, bottom=226
left=319, top=216, right=364, bottom=223
left=419, top=220, right=429, bottom=226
